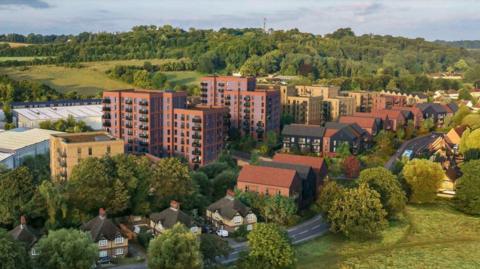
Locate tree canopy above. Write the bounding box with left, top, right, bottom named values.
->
left=0, top=228, right=31, bottom=269
left=454, top=160, right=480, bottom=215
left=402, top=159, right=445, bottom=203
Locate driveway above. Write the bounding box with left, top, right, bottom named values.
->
left=112, top=214, right=329, bottom=268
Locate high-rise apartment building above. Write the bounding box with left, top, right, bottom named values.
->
left=200, top=76, right=281, bottom=140
left=50, top=132, right=124, bottom=181
left=102, top=89, right=227, bottom=166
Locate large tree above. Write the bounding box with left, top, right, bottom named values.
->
left=241, top=223, right=295, bottom=269
left=147, top=223, right=203, bottom=269
left=328, top=185, right=387, bottom=240
left=34, top=229, right=97, bottom=269
left=454, top=160, right=480, bottom=215
left=402, top=159, right=444, bottom=203
left=0, top=228, right=31, bottom=269
left=262, top=195, right=297, bottom=225
left=200, top=234, right=231, bottom=267
left=358, top=167, right=406, bottom=219
left=315, top=181, right=345, bottom=217
left=151, top=158, right=196, bottom=209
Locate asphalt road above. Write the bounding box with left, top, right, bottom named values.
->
left=112, top=214, right=329, bottom=268
left=385, top=132, right=443, bottom=170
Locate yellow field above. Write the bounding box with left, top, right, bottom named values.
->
left=297, top=202, right=480, bottom=268
left=0, top=59, right=203, bottom=95
left=0, top=42, right=31, bottom=48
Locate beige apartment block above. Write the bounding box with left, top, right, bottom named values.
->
left=324, top=96, right=356, bottom=120
left=50, top=132, right=124, bottom=181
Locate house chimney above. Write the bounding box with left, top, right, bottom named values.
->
left=20, top=215, right=26, bottom=229
left=99, top=208, right=106, bottom=219
left=170, top=200, right=179, bottom=211
left=226, top=189, right=235, bottom=200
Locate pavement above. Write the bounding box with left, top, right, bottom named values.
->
left=385, top=132, right=443, bottom=170
left=112, top=214, right=329, bottom=268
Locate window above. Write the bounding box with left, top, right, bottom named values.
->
left=99, top=250, right=108, bottom=258
left=115, top=236, right=124, bottom=244
left=88, top=147, right=92, bottom=156
left=31, top=248, right=38, bottom=256
left=98, top=240, right=108, bottom=247
left=247, top=214, right=255, bottom=223
left=115, top=248, right=124, bottom=256
left=233, top=216, right=242, bottom=224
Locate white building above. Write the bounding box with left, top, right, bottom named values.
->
left=0, top=128, right=63, bottom=169
left=13, top=105, right=102, bottom=130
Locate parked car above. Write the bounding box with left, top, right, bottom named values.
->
left=216, top=229, right=228, bottom=237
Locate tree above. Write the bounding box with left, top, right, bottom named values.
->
left=460, top=127, right=480, bottom=154
left=336, top=142, right=351, bottom=158
left=451, top=105, right=470, bottom=127
left=375, top=131, right=396, bottom=156
left=241, top=223, right=295, bottom=269
left=343, top=155, right=361, bottom=178
left=0, top=167, right=41, bottom=226
left=402, top=159, right=444, bottom=203
left=151, top=158, right=195, bottom=209
left=34, top=229, right=97, bottom=269
left=147, top=223, right=203, bottom=269
left=328, top=185, right=387, bottom=240
left=315, top=181, right=345, bottom=217
left=211, top=169, right=238, bottom=201
left=262, top=195, right=297, bottom=225
left=454, top=160, right=480, bottom=215
left=200, top=234, right=231, bottom=267
left=458, top=88, right=473, bottom=101
left=419, top=118, right=435, bottom=134
left=0, top=228, right=31, bottom=269
left=358, top=167, right=406, bottom=219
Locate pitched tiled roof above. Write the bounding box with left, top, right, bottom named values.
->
left=339, top=116, right=378, bottom=129
left=282, top=124, right=325, bottom=138
left=416, top=103, right=448, bottom=114
left=258, top=161, right=312, bottom=180
left=81, top=213, right=122, bottom=242
left=207, top=195, right=251, bottom=220
left=8, top=224, right=38, bottom=248
left=238, top=164, right=298, bottom=188
left=150, top=208, right=193, bottom=229
left=273, top=153, right=325, bottom=172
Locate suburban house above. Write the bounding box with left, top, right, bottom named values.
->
left=416, top=103, right=456, bottom=127
left=206, top=190, right=257, bottom=232
left=81, top=208, right=128, bottom=260
left=391, top=106, right=424, bottom=128
left=8, top=216, right=39, bottom=256
left=339, top=115, right=382, bottom=135
left=355, top=109, right=406, bottom=131
left=445, top=125, right=468, bottom=151
left=272, top=153, right=328, bottom=191
left=237, top=164, right=304, bottom=206
left=149, top=200, right=200, bottom=235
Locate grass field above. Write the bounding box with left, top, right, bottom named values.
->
left=0, top=42, right=31, bottom=48
left=0, top=56, right=49, bottom=62
left=0, top=59, right=204, bottom=96
left=296, top=202, right=480, bottom=268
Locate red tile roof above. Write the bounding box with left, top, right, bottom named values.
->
left=273, top=153, right=325, bottom=172
left=237, top=165, right=297, bottom=188
left=324, top=129, right=338, bottom=137
left=339, top=116, right=377, bottom=129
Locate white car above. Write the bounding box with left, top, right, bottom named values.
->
left=216, top=229, right=229, bottom=237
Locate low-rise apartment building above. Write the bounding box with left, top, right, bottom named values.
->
left=323, top=96, right=356, bottom=121
left=200, top=76, right=281, bottom=140
left=50, top=132, right=124, bottom=181
left=347, top=91, right=379, bottom=112
left=339, top=115, right=382, bottom=135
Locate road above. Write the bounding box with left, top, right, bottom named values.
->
left=113, top=214, right=328, bottom=268
left=385, top=132, right=443, bottom=170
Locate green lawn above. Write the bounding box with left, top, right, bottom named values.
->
left=296, top=202, right=480, bottom=268
left=0, top=56, right=49, bottom=62
left=0, top=59, right=203, bottom=95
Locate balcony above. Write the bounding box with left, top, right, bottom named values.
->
left=192, top=117, right=202, bottom=123
left=139, top=133, right=149, bottom=139
left=201, top=94, right=208, bottom=98
left=139, top=124, right=148, bottom=131
left=125, top=99, right=133, bottom=105
left=139, top=141, right=149, bottom=147
left=192, top=133, right=201, bottom=139
left=126, top=115, right=133, bottom=121
left=139, top=100, right=149, bottom=106
left=256, top=127, right=264, bottom=134
left=139, top=108, right=148, bottom=114
left=102, top=113, right=111, bottom=119
left=244, top=108, right=250, bottom=113
left=225, top=101, right=231, bottom=106
left=192, top=149, right=201, bottom=156
left=102, top=106, right=111, bottom=112
left=127, top=130, right=133, bottom=135
left=226, top=95, right=231, bottom=100
left=243, top=114, right=250, bottom=120
left=125, top=123, right=133, bottom=128
left=127, top=138, right=133, bottom=143
left=256, top=121, right=264, bottom=127
left=103, top=121, right=111, bottom=127
left=125, top=107, right=133, bottom=113
left=59, top=160, right=66, bottom=167
left=102, top=98, right=111, bottom=104
left=192, top=141, right=201, bottom=147
left=192, top=157, right=201, bottom=164
left=244, top=96, right=251, bottom=101
left=60, top=171, right=67, bottom=178
left=224, top=113, right=231, bottom=119
left=244, top=102, right=251, bottom=107
left=139, top=117, right=148, bottom=123
left=192, top=126, right=201, bottom=131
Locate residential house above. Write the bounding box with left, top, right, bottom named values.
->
left=322, top=122, right=371, bottom=156
left=272, top=153, right=328, bottom=191
left=81, top=208, right=128, bottom=260
left=416, top=103, right=454, bottom=127
left=149, top=200, right=200, bottom=235
left=355, top=109, right=406, bottom=131
left=339, top=115, right=382, bottom=135
left=445, top=125, right=468, bottom=154
left=282, top=124, right=324, bottom=155
left=8, top=216, right=39, bottom=256
left=206, top=190, right=257, bottom=232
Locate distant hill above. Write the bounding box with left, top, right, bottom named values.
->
left=435, top=40, right=480, bottom=49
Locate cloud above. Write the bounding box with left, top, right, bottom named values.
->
left=354, top=2, right=384, bottom=16
left=0, top=0, right=50, bottom=9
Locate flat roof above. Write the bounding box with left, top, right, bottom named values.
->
left=0, top=128, right=63, bottom=151
left=14, top=105, right=101, bottom=121
left=51, top=132, right=120, bottom=143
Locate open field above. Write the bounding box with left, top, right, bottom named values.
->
left=296, top=202, right=480, bottom=268
left=0, top=56, right=49, bottom=62
left=0, top=42, right=31, bottom=48
left=0, top=59, right=203, bottom=96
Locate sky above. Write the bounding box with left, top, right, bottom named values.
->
left=0, top=0, right=479, bottom=40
